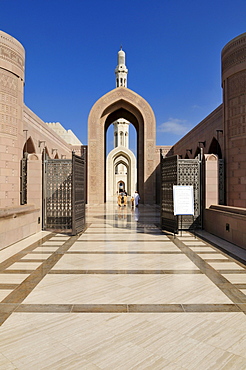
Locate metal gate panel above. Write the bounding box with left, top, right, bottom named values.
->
left=72, top=153, right=85, bottom=235
left=219, top=159, right=225, bottom=205
left=177, top=158, right=200, bottom=230
left=20, top=157, right=28, bottom=205
left=160, top=155, right=178, bottom=233
left=43, top=152, right=86, bottom=234
left=160, top=155, right=201, bottom=233
left=43, top=158, right=73, bottom=231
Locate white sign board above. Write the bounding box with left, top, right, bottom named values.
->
left=173, top=185, right=194, bottom=216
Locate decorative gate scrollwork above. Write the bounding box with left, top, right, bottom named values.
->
left=43, top=152, right=85, bottom=235
left=219, top=159, right=225, bottom=205
left=160, top=154, right=201, bottom=233
left=72, top=153, right=86, bottom=235
left=20, top=156, right=28, bottom=205
left=177, top=158, right=201, bottom=230
left=160, top=155, right=178, bottom=233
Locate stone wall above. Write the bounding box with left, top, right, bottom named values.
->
left=23, top=105, right=73, bottom=159
left=222, top=33, right=246, bottom=207
left=0, top=31, right=82, bottom=248
left=0, top=204, right=40, bottom=249
left=204, top=205, right=246, bottom=250
left=169, top=105, right=223, bottom=160
left=0, top=31, right=25, bottom=208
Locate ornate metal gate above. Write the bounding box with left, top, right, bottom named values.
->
left=20, top=156, right=28, bottom=205
left=43, top=152, right=85, bottom=235
left=160, top=155, right=178, bottom=233
left=160, top=154, right=201, bottom=233
left=72, top=153, right=86, bottom=235
left=219, top=159, right=225, bottom=205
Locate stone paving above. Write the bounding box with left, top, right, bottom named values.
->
left=0, top=202, right=246, bottom=369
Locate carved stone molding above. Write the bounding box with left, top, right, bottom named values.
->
left=0, top=44, right=24, bottom=70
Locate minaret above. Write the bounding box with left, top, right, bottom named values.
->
left=113, top=119, right=130, bottom=148
left=115, top=47, right=128, bottom=88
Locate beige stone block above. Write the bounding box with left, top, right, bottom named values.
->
left=234, top=169, right=245, bottom=177
left=0, top=153, right=13, bottom=161
left=234, top=154, right=246, bottom=162
left=1, top=169, right=13, bottom=176
left=1, top=183, right=12, bottom=192
left=229, top=177, right=239, bottom=185
left=0, top=137, right=14, bottom=146
left=232, top=229, right=244, bottom=246
left=229, top=147, right=240, bottom=155
left=229, top=162, right=239, bottom=170
left=206, top=177, right=217, bottom=185
left=236, top=218, right=246, bottom=230
left=234, top=184, right=246, bottom=192
left=234, top=199, right=246, bottom=207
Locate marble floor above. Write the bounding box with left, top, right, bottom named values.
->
left=0, top=202, right=246, bottom=369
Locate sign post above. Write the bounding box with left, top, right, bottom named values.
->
left=173, top=185, right=194, bottom=235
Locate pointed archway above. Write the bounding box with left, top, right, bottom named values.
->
left=88, top=87, right=156, bottom=204
left=23, top=137, right=36, bottom=156
left=106, top=147, right=136, bottom=199
left=208, top=137, right=222, bottom=159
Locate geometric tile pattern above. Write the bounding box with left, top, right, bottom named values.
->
left=0, top=203, right=246, bottom=368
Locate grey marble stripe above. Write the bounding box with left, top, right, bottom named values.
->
left=12, top=303, right=240, bottom=314
left=65, top=251, right=183, bottom=255
left=217, top=270, right=246, bottom=274
left=1, top=270, right=36, bottom=274
left=234, top=284, right=246, bottom=289
left=74, top=240, right=173, bottom=243
left=49, top=269, right=202, bottom=275
left=0, top=284, right=18, bottom=289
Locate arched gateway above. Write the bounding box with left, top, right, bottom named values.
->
left=88, top=86, right=156, bottom=205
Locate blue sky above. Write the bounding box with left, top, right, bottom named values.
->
left=1, top=0, right=246, bottom=148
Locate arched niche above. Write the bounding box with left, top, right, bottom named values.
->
left=208, top=137, right=222, bottom=159
left=194, top=147, right=200, bottom=158
left=106, top=147, right=136, bottom=200
left=23, top=137, right=36, bottom=156
left=88, top=87, right=156, bottom=204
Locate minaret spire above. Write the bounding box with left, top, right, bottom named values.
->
left=115, top=47, right=128, bottom=88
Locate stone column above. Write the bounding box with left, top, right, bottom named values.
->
left=204, top=154, right=219, bottom=208
left=27, top=154, right=42, bottom=212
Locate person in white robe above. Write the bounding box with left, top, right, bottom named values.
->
left=134, top=191, right=140, bottom=207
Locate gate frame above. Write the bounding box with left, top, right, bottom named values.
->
left=71, top=152, right=86, bottom=235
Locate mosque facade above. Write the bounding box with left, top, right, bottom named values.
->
left=0, top=30, right=246, bottom=250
